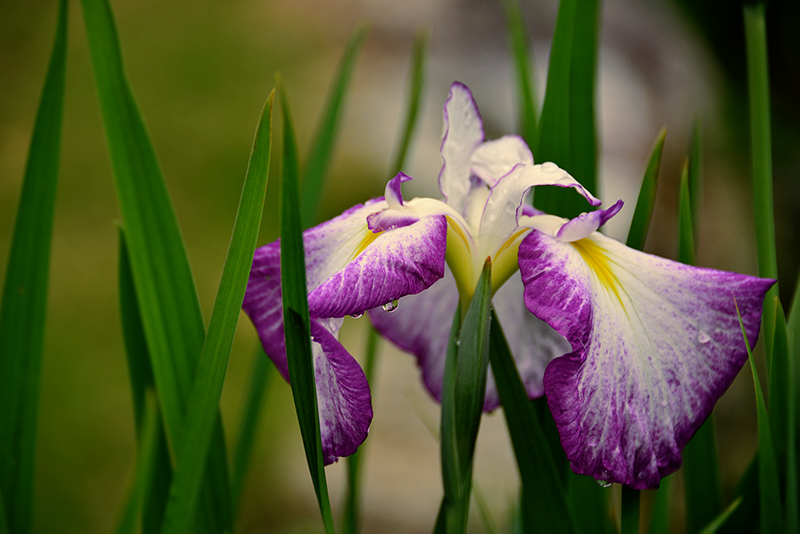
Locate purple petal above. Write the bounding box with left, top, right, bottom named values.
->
left=385, top=172, right=413, bottom=207
left=556, top=200, right=624, bottom=242
left=310, top=319, right=373, bottom=464
left=309, top=215, right=447, bottom=318
left=439, top=82, right=484, bottom=213
left=470, top=135, right=533, bottom=187
left=518, top=230, right=774, bottom=489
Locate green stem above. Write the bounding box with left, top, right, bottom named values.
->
left=620, top=486, right=640, bottom=534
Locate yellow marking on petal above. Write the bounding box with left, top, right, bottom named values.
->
left=350, top=229, right=383, bottom=262
left=572, top=238, right=622, bottom=305
left=491, top=228, right=528, bottom=293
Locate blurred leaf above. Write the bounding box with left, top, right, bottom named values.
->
left=81, top=0, right=232, bottom=529
left=535, top=0, right=599, bottom=219
left=737, top=299, right=784, bottom=533
left=278, top=83, right=335, bottom=533
left=698, top=498, right=742, bottom=534
left=389, top=27, right=428, bottom=177
left=648, top=475, right=673, bottom=534
left=626, top=128, right=666, bottom=251
left=231, top=349, right=273, bottom=512
left=567, top=474, right=614, bottom=534
left=302, top=24, right=369, bottom=228
left=620, top=486, right=640, bottom=534
left=503, top=0, right=538, bottom=149
left=488, top=311, right=576, bottom=533
left=161, top=90, right=274, bottom=534
left=677, top=163, right=697, bottom=267
left=718, top=458, right=759, bottom=534
left=772, top=299, right=799, bottom=533
left=0, top=2, right=67, bottom=532
left=744, top=3, right=778, bottom=360
left=688, top=120, right=703, bottom=238
left=117, top=229, right=172, bottom=532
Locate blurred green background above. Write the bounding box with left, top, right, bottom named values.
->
left=1, top=0, right=798, bottom=532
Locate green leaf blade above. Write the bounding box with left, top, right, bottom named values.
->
left=389, top=27, right=428, bottom=178
left=502, top=0, right=538, bottom=149
left=278, top=84, right=335, bottom=533
left=80, top=0, right=233, bottom=528
left=0, top=2, right=68, bottom=532
left=626, top=128, right=666, bottom=251
left=161, top=91, right=274, bottom=534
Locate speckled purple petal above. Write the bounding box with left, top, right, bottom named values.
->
left=385, top=172, right=413, bottom=207
left=556, top=200, right=624, bottom=242
left=310, top=319, right=373, bottom=464
left=470, top=135, right=533, bottom=187
left=518, top=230, right=774, bottom=489
left=309, top=215, right=447, bottom=318
left=439, top=82, right=484, bottom=213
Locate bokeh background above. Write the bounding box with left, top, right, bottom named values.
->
left=1, top=0, right=799, bottom=532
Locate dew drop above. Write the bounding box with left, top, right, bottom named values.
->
left=596, top=480, right=612, bottom=488
left=697, top=329, right=711, bottom=344
left=541, top=162, right=559, bottom=173
left=382, top=299, right=399, bottom=312
left=350, top=312, right=364, bottom=319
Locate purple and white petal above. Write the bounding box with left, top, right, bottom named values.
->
left=518, top=230, right=774, bottom=489
left=310, top=319, right=373, bottom=464
left=368, top=267, right=459, bottom=405
left=243, top=240, right=289, bottom=380
left=470, top=135, right=533, bottom=187
left=555, top=200, right=624, bottom=242
left=486, top=272, right=572, bottom=410
left=385, top=172, right=413, bottom=207
left=439, top=82, right=484, bottom=213
left=309, top=215, right=448, bottom=319
left=479, top=163, right=601, bottom=257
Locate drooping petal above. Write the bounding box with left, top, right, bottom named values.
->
left=518, top=230, right=774, bottom=489
left=555, top=200, right=624, bottom=242
left=439, top=82, right=484, bottom=213
left=368, top=267, right=459, bottom=405
left=488, top=272, right=572, bottom=409
left=310, top=319, right=373, bottom=464
left=470, top=135, right=533, bottom=187
left=479, top=163, right=601, bottom=258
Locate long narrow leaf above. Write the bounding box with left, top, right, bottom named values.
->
left=688, top=120, right=703, bottom=237
left=231, top=349, right=273, bottom=512
left=0, top=2, right=67, bottom=532
left=620, top=485, right=640, bottom=534
left=736, top=299, right=784, bottom=533
left=626, top=128, right=666, bottom=251
left=488, top=311, right=575, bottom=533
left=535, top=0, right=600, bottom=218
left=117, top=229, right=171, bottom=532
left=302, top=24, right=369, bottom=228
left=388, top=28, right=428, bottom=178
left=162, top=91, right=274, bottom=534
left=502, top=0, right=538, bottom=149
left=648, top=475, right=673, bottom=534
left=744, top=2, right=778, bottom=361
left=698, top=498, right=743, bottom=534
left=81, top=0, right=232, bottom=528
left=278, top=83, right=335, bottom=533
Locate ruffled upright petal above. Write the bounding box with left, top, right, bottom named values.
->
left=470, top=135, right=533, bottom=187
left=518, top=230, right=774, bottom=489
left=439, top=82, right=484, bottom=213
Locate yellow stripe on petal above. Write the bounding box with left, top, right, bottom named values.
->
left=573, top=238, right=622, bottom=305
left=350, top=229, right=383, bottom=262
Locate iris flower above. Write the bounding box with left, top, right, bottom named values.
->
left=243, top=82, right=773, bottom=488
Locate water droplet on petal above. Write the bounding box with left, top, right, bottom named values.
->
left=697, top=329, right=711, bottom=344
left=541, top=162, right=558, bottom=173
left=350, top=312, right=364, bottom=319
left=596, top=480, right=612, bottom=488
left=579, top=212, right=587, bottom=220
left=382, top=299, right=399, bottom=312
